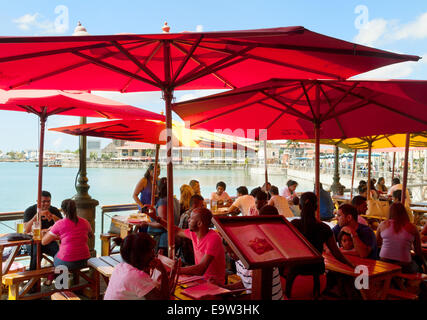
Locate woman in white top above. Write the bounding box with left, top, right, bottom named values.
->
left=268, top=186, right=294, bottom=217
left=281, top=180, right=298, bottom=201
left=377, top=202, right=427, bottom=274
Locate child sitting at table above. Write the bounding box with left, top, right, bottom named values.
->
left=337, top=230, right=359, bottom=256
left=210, top=181, right=232, bottom=207
left=104, top=233, right=170, bottom=300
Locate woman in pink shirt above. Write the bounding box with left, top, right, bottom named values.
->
left=42, top=199, right=93, bottom=271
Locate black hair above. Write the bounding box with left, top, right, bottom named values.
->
left=255, top=190, right=268, bottom=201
left=299, top=192, right=317, bottom=235
left=359, top=180, right=367, bottom=186
left=158, top=177, right=167, bottom=199
left=337, top=230, right=352, bottom=245
left=358, top=184, right=367, bottom=195
left=259, top=205, right=279, bottom=216
left=392, top=178, right=400, bottom=185
left=192, top=207, right=213, bottom=228
left=338, top=204, right=358, bottom=221
left=61, top=199, right=78, bottom=225
left=392, top=189, right=402, bottom=200
left=250, top=187, right=262, bottom=198
left=113, top=233, right=156, bottom=271
left=236, top=186, right=248, bottom=195
left=144, top=163, right=158, bottom=181
left=216, top=181, right=226, bottom=190
left=287, top=180, right=298, bottom=188
left=41, top=190, right=52, bottom=198
left=351, top=195, right=367, bottom=207
left=378, top=177, right=385, bottom=184
left=270, top=186, right=279, bottom=195
left=189, top=194, right=204, bottom=208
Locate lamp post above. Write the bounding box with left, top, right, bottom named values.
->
left=72, top=22, right=99, bottom=256
left=330, top=145, right=344, bottom=195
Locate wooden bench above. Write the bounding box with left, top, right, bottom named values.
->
left=51, top=291, right=80, bottom=300
left=2, top=266, right=94, bottom=300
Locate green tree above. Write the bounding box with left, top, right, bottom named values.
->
left=89, top=152, right=98, bottom=160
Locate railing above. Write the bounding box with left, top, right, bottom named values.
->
left=0, top=211, right=24, bottom=233
left=100, top=203, right=139, bottom=234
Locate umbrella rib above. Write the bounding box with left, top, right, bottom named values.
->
left=259, top=91, right=313, bottom=122
left=300, top=81, right=316, bottom=119
left=320, top=81, right=360, bottom=122
left=175, top=46, right=254, bottom=88
left=0, top=42, right=122, bottom=63
left=318, top=84, right=347, bottom=138
left=172, top=36, right=204, bottom=83
left=172, top=42, right=235, bottom=89
left=255, top=111, right=285, bottom=140
left=110, top=41, right=162, bottom=85
left=384, top=135, right=397, bottom=148
left=8, top=42, right=153, bottom=90
left=322, top=82, right=427, bottom=127
left=15, top=104, right=41, bottom=116
left=120, top=41, right=163, bottom=92
left=46, top=107, right=75, bottom=117
left=73, top=51, right=160, bottom=88
left=176, top=41, right=344, bottom=79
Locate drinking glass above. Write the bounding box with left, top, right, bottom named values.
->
left=32, top=221, right=41, bottom=240
left=15, top=220, right=24, bottom=233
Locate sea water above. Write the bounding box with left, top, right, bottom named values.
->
left=0, top=162, right=314, bottom=252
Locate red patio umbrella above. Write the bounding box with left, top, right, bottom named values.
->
left=173, top=79, right=427, bottom=217
left=0, top=90, right=164, bottom=222
left=0, top=26, right=418, bottom=257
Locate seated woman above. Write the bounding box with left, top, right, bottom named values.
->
left=283, top=192, right=354, bottom=299
left=376, top=202, right=427, bottom=274
left=376, top=177, right=388, bottom=194
left=210, top=181, right=232, bottom=207
left=42, top=199, right=93, bottom=271
left=104, top=233, right=169, bottom=300
left=145, top=177, right=180, bottom=255
left=179, top=184, right=194, bottom=215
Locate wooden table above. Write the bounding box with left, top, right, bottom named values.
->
left=111, top=214, right=150, bottom=238
left=323, top=252, right=402, bottom=300
left=411, top=201, right=427, bottom=207
left=0, top=233, right=40, bottom=297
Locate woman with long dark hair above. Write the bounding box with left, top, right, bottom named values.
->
left=283, top=192, right=354, bottom=299
left=143, top=177, right=180, bottom=255
left=133, top=163, right=161, bottom=210
left=377, top=202, right=427, bottom=273
left=42, top=199, right=93, bottom=271
left=104, top=233, right=170, bottom=300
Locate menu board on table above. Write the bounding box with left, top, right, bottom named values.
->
left=213, top=215, right=323, bottom=270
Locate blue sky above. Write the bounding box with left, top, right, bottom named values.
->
left=0, top=0, right=426, bottom=152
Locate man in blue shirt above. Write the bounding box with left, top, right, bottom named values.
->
left=332, top=204, right=378, bottom=260
left=316, top=183, right=335, bottom=221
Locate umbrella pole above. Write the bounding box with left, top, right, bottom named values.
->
left=401, top=134, right=410, bottom=205
left=264, top=140, right=268, bottom=187
left=314, top=123, right=320, bottom=220
left=350, top=149, right=358, bottom=199
left=151, top=144, right=160, bottom=207
left=37, top=109, right=47, bottom=223
left=367, top=143, right=372, bottom=200
left=391, top=152, right=396, bottom=182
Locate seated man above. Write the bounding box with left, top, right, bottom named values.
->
left=387, top=178, right=411, bottom=206
left=332, top=204, right=378, bottom=260
left=268, top=186, right=294, bottom=218
left=227, top=186, right=255, bottom=216
left=144, top=207, right=226, bottom=285
left=248, top=190, right=268, bottom=216
left=23, top=191, right=62, bottom=278
left=351, top=196, right=368, bottom=226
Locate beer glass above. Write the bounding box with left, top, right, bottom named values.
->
left=15, top=220, right=24, bottom=233
left=32, top=221, right=41, bottom=240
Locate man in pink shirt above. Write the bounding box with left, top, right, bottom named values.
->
left=145, top=207, right=226, bottom=285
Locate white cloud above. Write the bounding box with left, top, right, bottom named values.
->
left=52, top=137, right=62, bottom=148
left=352, top=60, right=418, bottom=79
left=196, top=25, right=204, bottom=32
left=353, top=11, right=427, bottom=46
left=12, top=12, right=67, bottom=35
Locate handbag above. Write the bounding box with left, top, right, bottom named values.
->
left=0, top=233, right=33, bottom=242
left=366, top=199, right=389, bottom=218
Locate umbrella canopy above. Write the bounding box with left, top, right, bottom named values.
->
left=49, top=118, right=256, bottom=151
left=0, top=26, right=418, bottom=258
left=0, top=89, right=164, bottom=120
left=0, top=90, right=164, bottom=222
left=0, top=27, right=419, bottom=92
left=173, top=78, right=427, bottom=218
left=173, top=79, right=427, bottom=140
